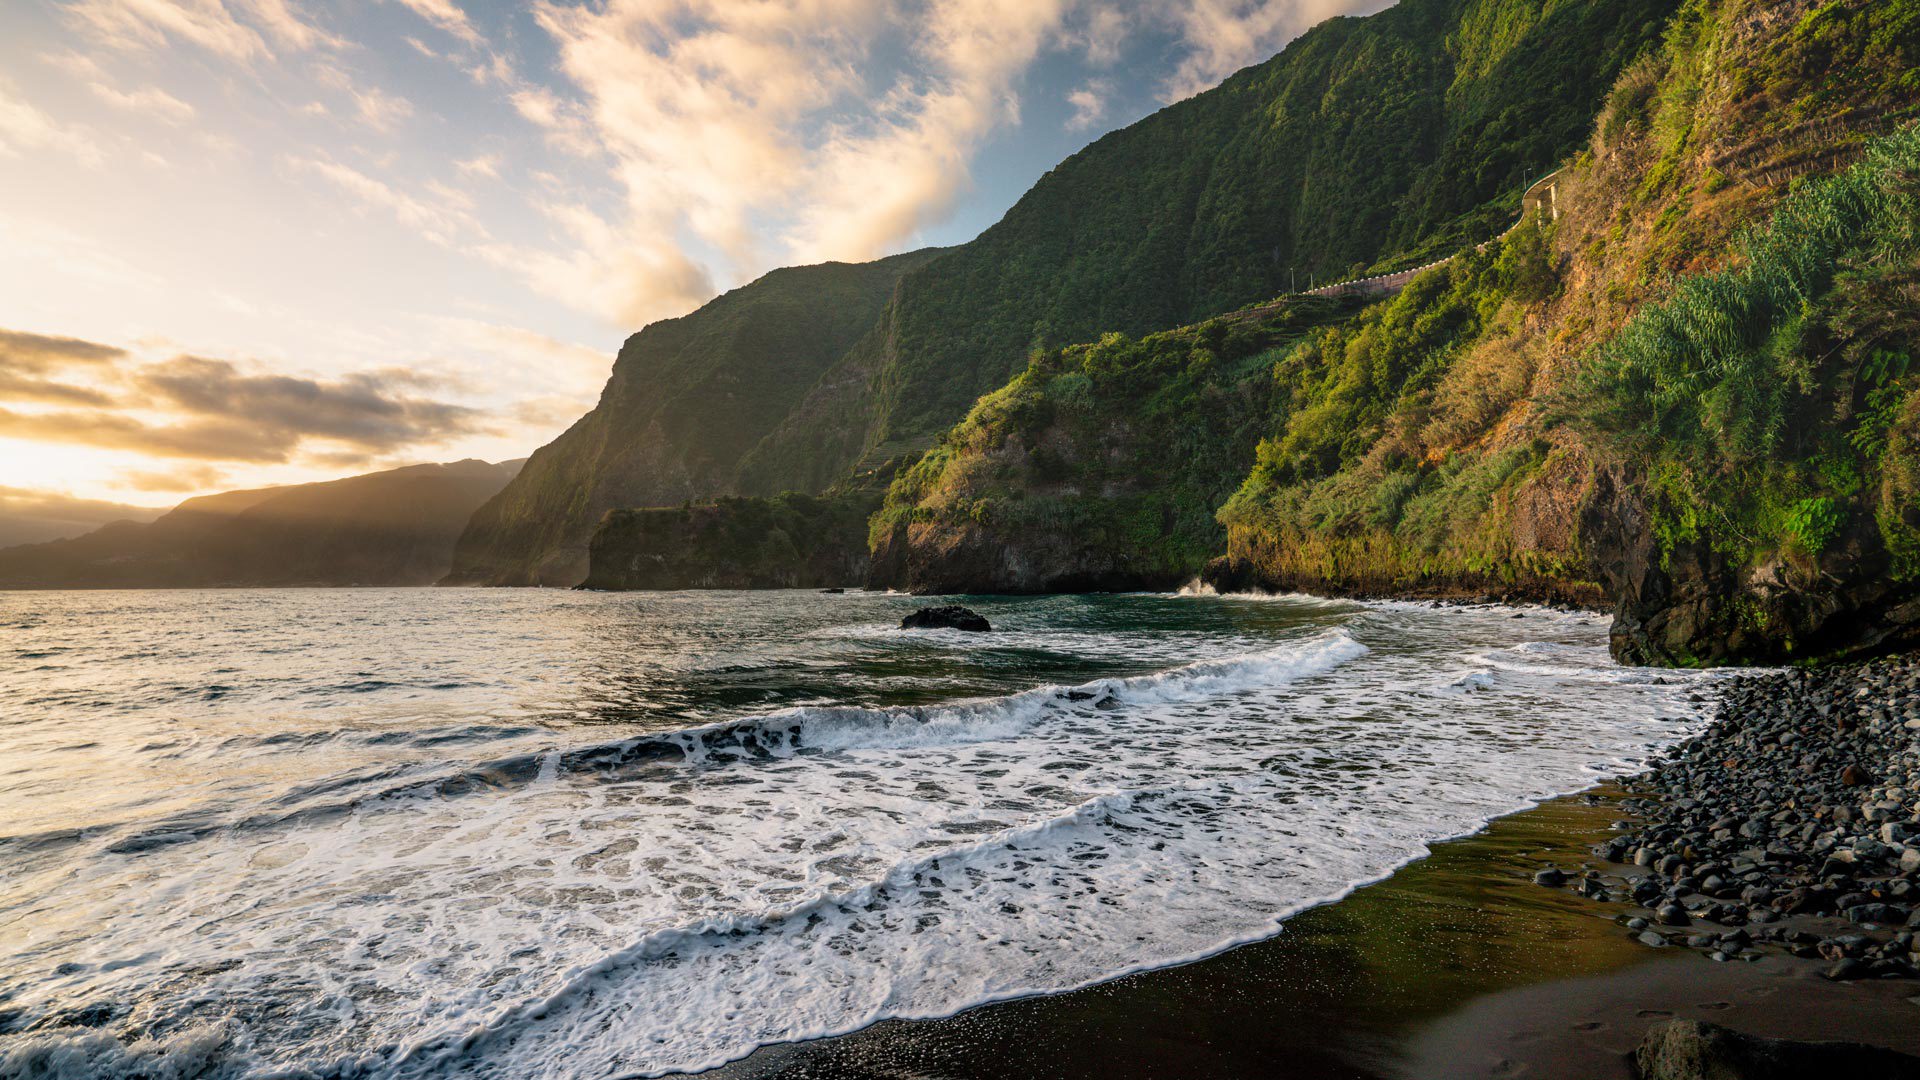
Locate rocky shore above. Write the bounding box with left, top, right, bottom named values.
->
left=1541, top=654, right=1920, bottom=981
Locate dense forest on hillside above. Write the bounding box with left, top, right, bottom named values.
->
left=454, top=0, right=1675, bottom=587
left=868, top=0, right=1919, bottom=662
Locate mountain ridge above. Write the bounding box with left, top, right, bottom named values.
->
left=0, top=458, right=523, bottom=589
left=451, top=0, right=1675, bottom=588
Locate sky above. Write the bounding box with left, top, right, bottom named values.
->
left=0, top=0, right=1386, bottom=529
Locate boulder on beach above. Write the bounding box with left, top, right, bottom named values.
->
left=901, top=606, right=991, bottom=632
left=1634, top=1018, right=1920, bottom=1080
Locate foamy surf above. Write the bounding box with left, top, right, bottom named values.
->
left=0, top=591, right=1721, bottom=1080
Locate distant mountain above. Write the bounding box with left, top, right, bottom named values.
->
left=448, top=0, right=1675, bottom=586
left=0, top=488, right=166, bottom=548
left=0, top=459, right=523, bottom=589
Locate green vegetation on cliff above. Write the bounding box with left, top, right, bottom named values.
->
left=818, top=0, right=1680, bottom=476
left=868, top=299, right=1358, bottom=593
left=1214, top=226, right=1590, bottom=598
left=455, top=0, right=1676, bottom=586
left=1570, top=124, right=1920, bottom=575
left=1211, top=0, right=1920, bottom=659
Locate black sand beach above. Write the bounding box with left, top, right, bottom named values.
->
left=712, top=785, right=1920, bottom=1080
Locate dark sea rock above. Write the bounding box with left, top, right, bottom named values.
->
left=901, top=606, right=992, bottom=632
left=1582, top=466, right=1920, bottom=665
left=1634, top=1018, right=1920, bottom=1079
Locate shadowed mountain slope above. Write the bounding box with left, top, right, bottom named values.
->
left=0, top=459, right=522, bottom=588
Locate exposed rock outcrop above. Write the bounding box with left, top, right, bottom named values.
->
left=1582, top=467, right=1920, bottom=665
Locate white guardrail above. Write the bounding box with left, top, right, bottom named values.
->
left=1298, top=168, right=1563, bottom=298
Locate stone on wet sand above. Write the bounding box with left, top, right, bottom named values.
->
left=1633, top=1018, right=1920, bottom=1080
left=1547, top=655, right=1920, bottom=983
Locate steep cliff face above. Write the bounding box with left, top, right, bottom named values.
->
left=762, top=0, right=1680, bottom=490
left=444, top=251, right=938, bottom=586
left=867, top=298, right=1360, bottom=594
left=580, top=492, right=874, bottom=591
left=0, top=460, right=522, bottom=588
left=451, top=0, right=1674, bottom=586
left=1207, top=0, right=1920, bottom=662
left=1583, top=466, right=1920, bottom=665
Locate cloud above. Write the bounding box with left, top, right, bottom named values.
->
left=0, top=373, right=116, bottom=406
left=456, top=152, right=501, bottom=178
left=118, top=463, right=230, bottom=492
left=0, top=485, right=166, bottom=547
left=136, top=355, right=488, bottom=454
left=1065, top=78, right=1111, bottom=131
left=390, top=0, right=481, bottom=46
left=0, top=326, right=490, bottom=464
left=63, top=0, right=341, bottom=61
left=0, top=406, right=300, bottom=461
left=287, top=155, right=482, bottom=244
left=0, top=85, right=103, bottom=165
left=352, top=85, right=414, bottom=132
left=0, top=329, right=125, bottom=405
left=1074, top=6, right=1130, bottom=66
left=1156, top=0, right=1386, bottom=101
left=517, top=0, right=1080, bottom=327
left=88, top=82, right=196, bottom=123
left=0, top=328, right=126, bottom=371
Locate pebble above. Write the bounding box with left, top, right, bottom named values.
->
left=1552, top=657, right=1920, bottom=976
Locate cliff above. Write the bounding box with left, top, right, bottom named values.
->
left=867, top=297, right=1361, bottom=593
left=447, top=0, right=1675, bottom=588
left=580, top=492, right=874, bottom=591
left=444, top=251, right=940, bottom=586
left=1206, top=0, right=1920, bottom=662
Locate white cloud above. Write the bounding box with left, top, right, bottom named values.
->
left=0, top=85, right=103, bottom=166
left=1157, top=0, right=1385, bottom=101
left=62, top=0, right=341, bottom=61
left=287, top=155, right=482, bottom=245
left=1075, top=6, right=1130, bottom=66
left=89, top=82, right=196, bottom=123
left=390, top=0, right=482, bottom=47
left=471, top=201, right=716, bottom=330
left=1065, top=78, right=1110, bottom=131
left=353, top=85, right=414, bottom=133
left=524, top=0, right=1079, bottom=319
left=456, top=152, right=502, bottom=178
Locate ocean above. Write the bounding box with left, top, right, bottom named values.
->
left=0, top=588, right=1717, bottom=1078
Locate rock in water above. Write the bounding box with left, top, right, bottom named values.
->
left=1634, top=1019, right=1920, bottom=1080
left=901, top=606, right=991, bottom=632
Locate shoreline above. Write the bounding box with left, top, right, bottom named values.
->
left=708, top=656, right=1920, bottom=1079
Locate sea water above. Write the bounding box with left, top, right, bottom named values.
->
left=0, top=589, right=1717, bottom=1078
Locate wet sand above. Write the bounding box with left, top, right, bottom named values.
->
left=708, top=789, right=1920, bottom=1079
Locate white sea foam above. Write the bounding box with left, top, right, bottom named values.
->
left=0, top=599, right=1720, bottom=1080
